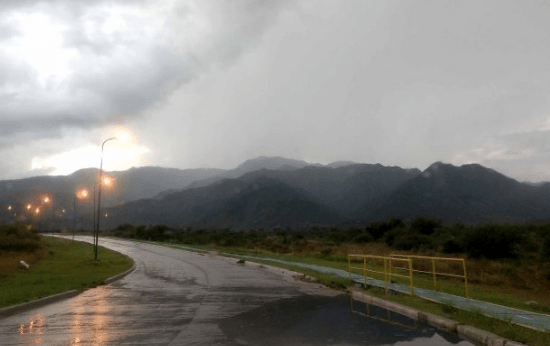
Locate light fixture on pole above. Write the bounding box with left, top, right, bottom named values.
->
left=73, top=189, right=89, bottom=242
left=94, top=137, right=116, bottom=260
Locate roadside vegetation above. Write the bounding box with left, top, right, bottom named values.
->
left=364, top=286, right=550, bottom=346
left=0, top=225, right=133, bottom=309
left=110, top=219, right=550, bottom=307
left=108, top=219, right=550, bottom=345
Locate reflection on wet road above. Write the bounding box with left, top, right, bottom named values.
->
left=0, top=237, right=475, bottom=345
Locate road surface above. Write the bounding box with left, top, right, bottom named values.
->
left=0, top=236, right=473, bottom=345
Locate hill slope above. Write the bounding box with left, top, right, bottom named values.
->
left=370, top=162, right=550, bottom=224
left=237, top=164, right=420, bottom=219
left=104, top=175, right=342, bottom=229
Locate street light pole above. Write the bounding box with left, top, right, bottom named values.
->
left=94, top=137, right=116, bottom=260
left=73, top=195, right=77, bottom=241
left=93, top=184, right=96, bottom=245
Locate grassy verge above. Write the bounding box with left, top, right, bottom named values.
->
left=363, top=286, right=550, bottom=346
left=0, top=236, right=133, bottom=309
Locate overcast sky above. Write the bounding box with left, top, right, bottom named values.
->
left=1, top=0, right=550, bottom=182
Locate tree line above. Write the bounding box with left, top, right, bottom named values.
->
left=108, top=218, right=550, bottom=263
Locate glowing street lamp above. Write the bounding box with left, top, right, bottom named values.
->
left=40, top=195, right=55, bottom=231
left=73, top=188, right=89, bottom=241
left=102, top=176, right=113, bottom=186
left=6, top=205, right=16, bottom=224
left=94, top=137, right=116, bottom=260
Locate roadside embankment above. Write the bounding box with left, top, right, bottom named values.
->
left=349, top=287, right=526, bottom=346
left=0, top=236, right=135, bottom=319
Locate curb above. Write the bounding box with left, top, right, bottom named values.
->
left=349, top=288, right=527, bottom=346
left=104, top=262, right=136, bottom=284
left=0, top=263, right=136, bottom=320
left=0, top=289, right=82, bottom=319
left=219, top=254, right=332, bottom=287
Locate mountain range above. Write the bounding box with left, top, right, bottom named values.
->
left=2, top=156, right=550, bottom=230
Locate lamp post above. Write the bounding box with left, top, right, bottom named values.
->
left=73, top=189, right=88, bottom=241
left=40, top=195, right=52, bottom=232
left=7, top=205, right=16, bottom=225
left=94, top=137, right=116, bottom=260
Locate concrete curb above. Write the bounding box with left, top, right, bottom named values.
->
left=0, top=263, right=136, bottom=320
left=104, top=262, right=136, bottom=285
left=0, top=289, right=81, bottom=319
left=349, top=288, right=527, bottom=346
left=217, top=253, right=314, bottom=281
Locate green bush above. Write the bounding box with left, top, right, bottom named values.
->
left=353, top=231, right=374, bottom=243
left=0, top=225, right=42, bottom=252
left=442, top=238, right=463, bottom=253
left=541, top=234, right=550, bottom=262
left=392, top=232, right=435, bottom=251
left=410, top=217, right=441, bottom=235
left=367, top=219, right=404, bottom=240
left=461, top=225, right=525, bottom=259
left=383, top=228, right=403, bottom=247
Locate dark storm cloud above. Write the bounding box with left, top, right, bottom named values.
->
left=0, top=0, right=290, bottom=144
left=5, top=0, right=550, bottom=182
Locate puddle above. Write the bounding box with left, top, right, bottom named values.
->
left=219, top=295, right=476, bottom=346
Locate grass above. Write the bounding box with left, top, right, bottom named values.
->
left=363, top=286, right=550, bottom=346
left=0, top=236, right=134, bottom=309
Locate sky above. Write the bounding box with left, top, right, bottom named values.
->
left=1, top=0, right=550, bottom=182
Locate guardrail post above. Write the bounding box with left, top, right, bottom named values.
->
left=347, top=255, right=351, bottom=282
left=388, top=257, right=392, bottom=281
left=462, top=259, right=470, bottom=298
left=408, top=259, right=414, bottom=296
left=432, top=258, right=437, bottom=291
left=388, top=257, right=393, bottom=296
left=384, top=258, right=388, bottom=297
left=366, top=259, right=370, bottom=287
left=363, top=257, right=367, bottom=288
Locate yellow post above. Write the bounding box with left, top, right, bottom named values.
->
left=463, top=259, right=470, bottom=298
left=383, top=257, right=388, bottom=282
left=384, top=258, right=388, bottom=297
left=363, top=257, right=367, bottom=288
left=348, top=255, right=351, bottom=282
left=432, top=258, right=437, bottom=291
left=408, top=259, right=414, bottom=296
left=388, top=257, right=392, bottom=281
left=366, top=260, right=369, bottom=288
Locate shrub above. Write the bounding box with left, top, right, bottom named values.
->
left=324, top=229, right=349, bottom=245
left=383, top=228, right=403, bottom=247
left=0, top=225, right=42, bottom=252
left=320, top=247, right=333, bottom=257
left=442, top=238, right=463, bottom=253
left=410, top=217, right=441, bottom=235
left=392, top=232, right=435, bottom=251
left=541, top=234, right=550, bottom=262
left=367, top=219, right=404, bottom=240
left=353, top=231, right=374, bottom=243
left=461, top=225, right=525, bottom=259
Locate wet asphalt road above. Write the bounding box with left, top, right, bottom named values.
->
left=0, top=236, right=475, bottom=345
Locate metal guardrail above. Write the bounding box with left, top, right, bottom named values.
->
left=389, top=254, right=469, bottom=298
left=347, top=254, right=414, bottom=296
left=348, top=254, right=470, bottom=298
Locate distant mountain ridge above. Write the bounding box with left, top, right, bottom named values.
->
left=234, top=164, right=420, bottom=219
left=370, top=162, right=550, bottom=224
left=2, top=157, right=550, bottom=229
left=104, top=175, right=342, bottom=229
